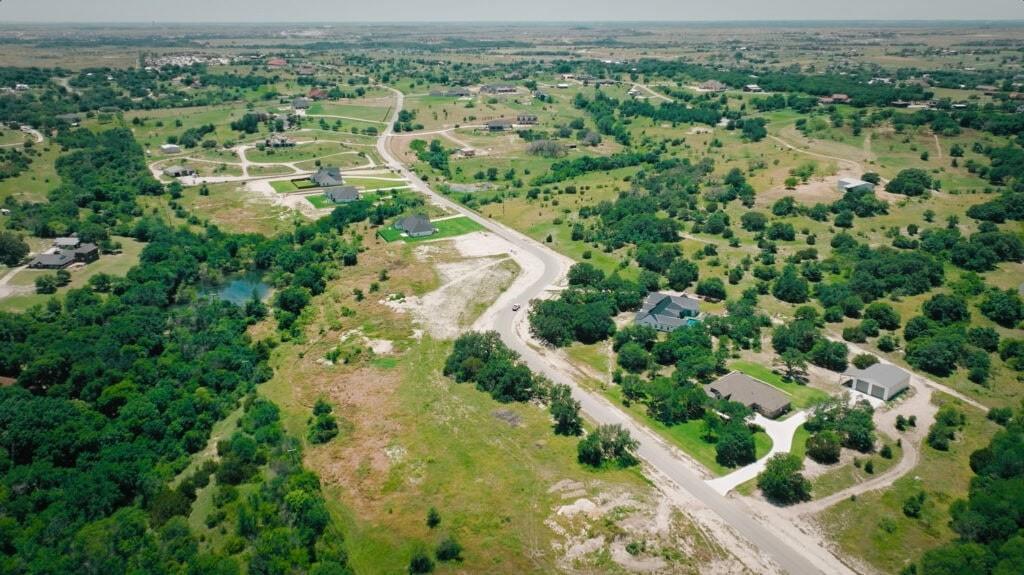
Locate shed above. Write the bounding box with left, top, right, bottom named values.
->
left=837, top=177, right=875, bottom=194
left=842, top=364, right=910, bottom=401
left=707, top=372, right=791, bottom=419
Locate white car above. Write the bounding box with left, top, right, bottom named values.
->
left=512, top=304, right=521, bottom=312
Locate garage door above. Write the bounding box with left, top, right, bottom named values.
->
left=870, top=385, right=886, bottom=399
left=855, top=380, right=870, bottom=394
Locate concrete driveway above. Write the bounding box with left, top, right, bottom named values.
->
left=706, top=411, right=808, bottom=496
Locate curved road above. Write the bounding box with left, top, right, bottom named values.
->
left=376, top=87, right=854, bottom=575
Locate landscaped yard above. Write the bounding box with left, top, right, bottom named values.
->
left=603, top=384, right=772, bottom=476
left=270, top=178, right=318, bottom=193
left=0, top=237, right=146, bottom=312
left=377, top=216, right=484, bottom=243
left=730, top=360, right=830, bottom=409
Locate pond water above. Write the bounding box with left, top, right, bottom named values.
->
left=208, top=274, right=271, bottom=306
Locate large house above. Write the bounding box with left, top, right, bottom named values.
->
left=430, top=88, right=472, bottom=98
left=516, top=114, right=538, bottom=125
left=486, top=118, right=514, bottom=132
left=394, top=214, right=436, bottom=238
left=842, top=364, right=910, bottom=401
left=707, top=372, right=791, bottom=419
left=292, top=97, right=311, bottom=110
left=837, top=177, right=875, bottom=194
left=480, top=84, right=517, bottom=95
left=323, top=185, right=360, bottom=204
left=310, top=166, right=344, bottom=188
left=634, top=292, right=701, bottom=332
left=28, top=240, right=99, bottom=270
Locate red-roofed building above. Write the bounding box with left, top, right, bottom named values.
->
left=267, top=57, right=287, bottom=68
left=308, top=88, right=328, bottom=100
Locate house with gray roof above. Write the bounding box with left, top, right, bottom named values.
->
left=310, top=166, right=343, bottom=188
left=324, top=185, right=360, bottom=204
left=634, top=292, right=701, bottom=332
left=394, top=214, right=436, bottom=238
left=842, top=363, right=910, bottom=401
left=707, top=372, right=791, bottom=419
left=292, top=97, right=311, bottom=110
left=73, top=243, right=99, bottom=263
left=29, top=251, right=74, bottom=270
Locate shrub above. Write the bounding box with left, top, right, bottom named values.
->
left=577, top=424, right=639, bottom=468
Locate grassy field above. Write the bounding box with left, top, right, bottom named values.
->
left=245, top=142, right=361, bottom=164
left=377, top=216, right=484, bottom=243
left=0, top=237, right=145, bottom=312
left=307, top=102, right=392, bottom=122
left=178, top=183, right=295, bottom=236
left=0, top=144, right=61, bottom=204
left=249, top=233, right=655, bottom=574
left=729, top=360, right=830, bottom=409
left=817, top=395, right=998, bottom=574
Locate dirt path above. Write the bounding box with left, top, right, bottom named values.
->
left=633, top=83, right=673, bottom=102
left=769, top=134, right=865, bottom=175
left=0, top=265, right=31, bottom=300
left=306, top=114, right=388, bottom=125
left=933, top=133, right=943, bottom=160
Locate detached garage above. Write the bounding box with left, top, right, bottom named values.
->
left=842, top=363, right=910, bottom=401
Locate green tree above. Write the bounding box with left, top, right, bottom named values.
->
left=549, top=384, right=583, bottom=436
left=666, top=257, right=699, bottom=291
left=806, top=430, right=841, bottom=464
left=0, top=230, right=29, bottom=265
left=715, top=422, right=756, bottom=468
left=577, top=424, right=639, bottom=468
left=772, top=265, right=809, bottom=303
left=435, top=536, right=463, bottom=562
left=979, top=289, right=1024, bottom=328
left=757, top=453, right=811, bottom=504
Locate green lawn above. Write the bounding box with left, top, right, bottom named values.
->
left=377, top=216, right=484, bottom=243
left=270, top=178, right=317, bottom=193
left=604, top=385, right=772, bottom=476
left=729, top=360, right=830, bottom=409
left=344, top=177, right=408, bottom=191
left=306, top=194, right=339, bottom=209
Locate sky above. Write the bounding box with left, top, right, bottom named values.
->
left=0, top=0, right=1020, bottom=23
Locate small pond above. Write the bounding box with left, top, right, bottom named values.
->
left=206, top=273, right=271, bottom=306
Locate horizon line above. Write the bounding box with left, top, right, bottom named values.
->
left=1, top=18, right=1023, bottom=25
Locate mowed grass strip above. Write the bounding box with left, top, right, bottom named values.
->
left=270, top=178, right=318, bottom=193
left=377, top=216, right=484, bottom=243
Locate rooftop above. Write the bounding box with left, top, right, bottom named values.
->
left=842, top=363, right=910, bottom=391
left=708, top=372, right=791, bottom=415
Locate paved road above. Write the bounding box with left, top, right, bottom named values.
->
left=376, top=87, right=854, bottom=575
